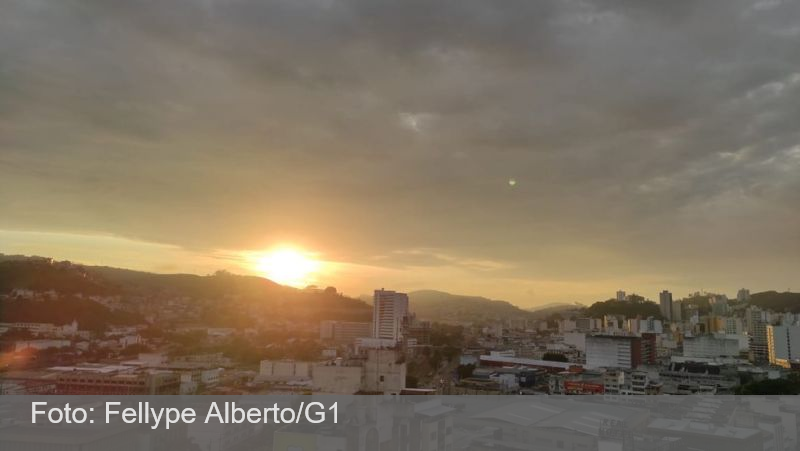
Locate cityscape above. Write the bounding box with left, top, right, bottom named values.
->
left=1, top=254, right=799, bottom=397
left=2, top=1, right=800, bottom=450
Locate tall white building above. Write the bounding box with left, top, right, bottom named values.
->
left=372, top=289, right=409, bottom=342
left=767, top=325, right=800, bottom=368
left=659, top=290, right=673, bottom=321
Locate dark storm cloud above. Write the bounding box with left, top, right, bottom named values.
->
left=1, top=0, right=798, bottom=302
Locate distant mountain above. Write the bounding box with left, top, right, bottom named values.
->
left=527, top=302, right=585, bottom=319
left=750, top=291, right=800, bottom=313
left=0, top=258, right=115, bottom=295
left=409, top=289, right=534, bottom=324
left=0, top=256, right=372, bottom=326
left=528, top=302, right=581, bottom=311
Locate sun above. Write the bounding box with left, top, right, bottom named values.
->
left=252, top=247, right=321, bottom=287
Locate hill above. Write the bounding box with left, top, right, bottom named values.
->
left=527, top=302, right=585, bottom=319
left=750, top=291, right=800, bottom=313
left=0, top=256, right=372, bottom=326
left=409, top=289, right=534, bottom=324
left=583, top=295, right=663, bottom=319
left=0, top=258, right=116, bottom=295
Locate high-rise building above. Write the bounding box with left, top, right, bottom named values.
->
left=671, top=301, right=683, bottom=322
left=767, top=325, right=800, bottom=368
left=710, top=295, right=729, bottom=316
left=737, top=288, right=751, bottom=303
left=747, top=306, right=769, bottom=363
left=659, top=290, right=673, bottom=321
left=616, top=290, right=626, bottom=301
left=372, top=289, right=409, bottom=342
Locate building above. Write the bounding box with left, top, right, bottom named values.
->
left=616, top=290, right=626, bottom=301
left=672, top=301, right=683, bottom=322
left=725, top=317, right=745, bottom=335
left=362, top=348, right=406, bottom=394
left=258, top=360, right=312, bottom=382
left=312, top=361, right=364, bottom=394
left=603, top=369, right=625, bottom=394
left=320, top=320, right=372, bottom=344
left=55, top=368, right=180, bottom=395
left=747, top=307, right=770, bottom=363
left=767, top=325, right=800, bottom=368
left=738, top=288, right=751, bottom=303
left=659, top=290, right=673, bottom=321
left=372, top=289, right=409, bottom=342
left=404, top=316, right=432, bottom=346
left=639, top=317, right=663, bottom=334
left=629, top=370, right=649, bottom=395
left=585, top=335, right=642, bottom=369
left=683, top=335, right=740, bottom=359
left=479, top=354, right=580, bottom=373
left=710, top=295, right=729, bottom=316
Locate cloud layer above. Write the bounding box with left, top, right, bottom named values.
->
left=1, top=0, right=798, bottom=304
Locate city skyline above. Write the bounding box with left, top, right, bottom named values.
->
left=2, top=1, right=799, bottom=307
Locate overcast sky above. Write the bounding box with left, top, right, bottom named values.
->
left=1, top=0, right=799, bottom=306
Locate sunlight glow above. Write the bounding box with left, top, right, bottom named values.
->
left=252, top=247, right=321, bottom=287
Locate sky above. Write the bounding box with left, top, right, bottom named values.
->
left=1, top=0, right=799, bottom=307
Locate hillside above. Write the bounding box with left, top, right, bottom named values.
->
left=0, top=258, right=117, bottom=295
left=0, top=255, right=372, bottom=326
left=750, top=291, right=800, bottom=313
left=527, top=302, right=585, bottom=319
left=583, top=296, right=663, bottom=319
left=409, top=290, right=534, bottom=324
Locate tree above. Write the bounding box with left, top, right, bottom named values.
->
left=542, top=352, right=568, bottom=362
left=735, top=373, right=800, bottom=395
left=457, top=364, right=475, bottom=380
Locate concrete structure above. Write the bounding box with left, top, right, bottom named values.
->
left=616, top=290, right=626, bottom=301
left=585, top=335, right=642, bottom=369
left=54, top=368, right=179, bottom=395
left=683, top=335, right=740, bottom=359
left=259, top=360, right=312, bottom=382
left=659, top=290, right=673, bottom=321
left=563, top=332, right=586, bottom=352
left=710, top=295, right=729, bottom=316
left=603, top=369, right=625, bottom=395
left=747, top=307, right=770, bottom=363
left=738, top=288, right=751, bottom=303
left=639, top=317, right=663, bottom=334
left=320, top=320, right=372, bottom=344
left=767, top=324, right=800, bottom=368
left=372, top=289, right=409, bottom=342
left=13, top=339, right=71, bottom=352
left=672, top=301, right=683, bottom=322
left=312, top=362, right=363, bottom=394
left=479, top=354, right=579, bottom=372
left=363, top=349, right=406, bottom=394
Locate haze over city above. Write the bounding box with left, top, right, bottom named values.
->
left=2, top=0, right=799, bottom=306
